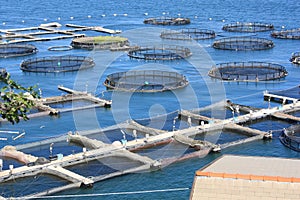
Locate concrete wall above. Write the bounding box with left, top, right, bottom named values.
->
left=190, top=176, right=300, bottom=200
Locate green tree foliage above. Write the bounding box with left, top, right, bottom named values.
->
left=0, top=73, right=39, bottom=124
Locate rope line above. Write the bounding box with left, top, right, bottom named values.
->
left=16, top=187, right=190, bottom=199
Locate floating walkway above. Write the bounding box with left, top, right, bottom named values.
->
left=34, top=85, right=111, bottom=116
left=0, top=86, right=111, bottom=124
left=2, top=95, right=300, bottom=198
left=264, top=90, right=298, bottom=104
left=0, top=23, right=120, bottom=44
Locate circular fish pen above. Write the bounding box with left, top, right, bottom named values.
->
left=280, top=125, right=300, bottom=152
left=128, top=45, right=192, bottom=60
left=271, top=28, right=300, bottom=39
left=208, top=61, right=288, bottom=81
left=144, top=17, right=190, bottom=25
left=213, top=37, right=274, bottom=51
left=0, top=67, right=7, bottom=78
left=104, top=70, right=189, bottom=92
left=0, top=44, right=37, bottom=58
left=222, top=22, right=274, bottom=32
left=71, top=36, right=129, bottom=50
left=160, top=28, right=216, bottom=40
left=48, top=45, right=73, bottom=51
left=290, top=52, right=300, bottom=64
left=20, top=55, right=95, bottom=73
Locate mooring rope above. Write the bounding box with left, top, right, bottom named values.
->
left=16, top=187, right=190, bottom=199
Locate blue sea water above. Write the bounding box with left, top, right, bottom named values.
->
left=0, top=0, right=300, bottom=199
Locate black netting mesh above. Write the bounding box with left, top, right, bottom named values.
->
left=144, top=17, right=190, bottom=25
left=160, top=28, right=215, bottom=40
left=0, top=44, right=37, bottom=58
left=290, top=52, right=300, bottom=64
left=271, top=28, right=300, bottom=39
left=213, top=37, right=274, bottom=51
left=128, top=45, right=191, bottom=60
left=280, top=125, right=300, bottom=152
left=222, top=22, right=274, bottom=32
left=20, top=55, right=95, bottom=73
left=104, top=70, right=189, bottom=92
left=208, top=62, right=287, bottom=81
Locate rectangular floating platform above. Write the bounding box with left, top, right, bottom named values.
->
left=0, top=23, right=120, bottom=44
left=4, top=97, right=300, bottom=198
left=264, top=90, right=298, bottom=104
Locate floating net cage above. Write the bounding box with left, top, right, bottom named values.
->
left=143, top=17, right=191, bottom=25
left=222, top=22, right=274, bottom=32
left=0, top=67, right=7, bottom=78
left=213, top=37, right=274, bottom=51
left=280, top=125, right=300, bottom=152
left=0, top=44, right=37, bottom=58
left=271, top=28, right=300, bottom=39
left=128, top=45, right=192, bottom=60
left=20, top=55, right=95, bottom=73
left=71, top=36, right=129, bottom=50
left=48, top=45, right=73, bottom=51
left=160, top=28, right=216, bottom=40
left=208, top=61, right=288, bottom=81
left=290, top=52, right=300, bottom=64
left=104, top=70, right=189, bottom=92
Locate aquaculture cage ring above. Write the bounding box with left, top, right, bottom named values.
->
left=143, top=17, right=191, bottom=25
left=212, top=37, right=274, bottom=51
left=280, top=125, right=300, bottom=152
left=104, top=70, right=189, bottom=92
left=222, top=22, right=274, bottom=32
left=160, top=28, right=216, bottom=40
left=48, top=45, right=73, bottom=51
left=290, top=52, right=300, bottom=64
left=271, top=28, right=300, bottom=39
left=20, top=55, right=95, bottom=73
left=71, top=36, right=129, bottom=50
left=0, top=67, right=7, bottom=78
left=128, top=45, right=192, bottom=60
left=208, top=61, right=288, bottom=81
left=0, top=44, right=37, bottom=58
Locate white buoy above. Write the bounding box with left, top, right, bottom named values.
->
left=0, top=159, right=3, bottom=171
left=281, top=25, right=285, bottom=29
left=162, top=12, right=166, bottom=15
left=194, top=15, right=198, bottom=19
left=70, top=16, right=74, bottom=20
left=144, top=12, right=148, bottom=16
left=133, top=129, right=137, bottom=141
left=113, top=13, right=117, bottom=16
left=2, top=22, right=6, bottom=25
left=44, top=18, right=47, bottom=22
left=177, top=13, right=181, bottom=16
left=123, top=13, right=128, bottom=16
left=222, top=19, right=225, bottom=22
left=187, top=116, right=192, bottom=127
left=88, top=15, right=91, bottom=18
left=101, top=14, right=106, bottom=17
left=22, top=20, right=25, bottom=23
left=209, top=17, right=212, bottom=21
left=57, top=17, right=61, bottom=20
left=9, top=164, right=13, bottom=174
